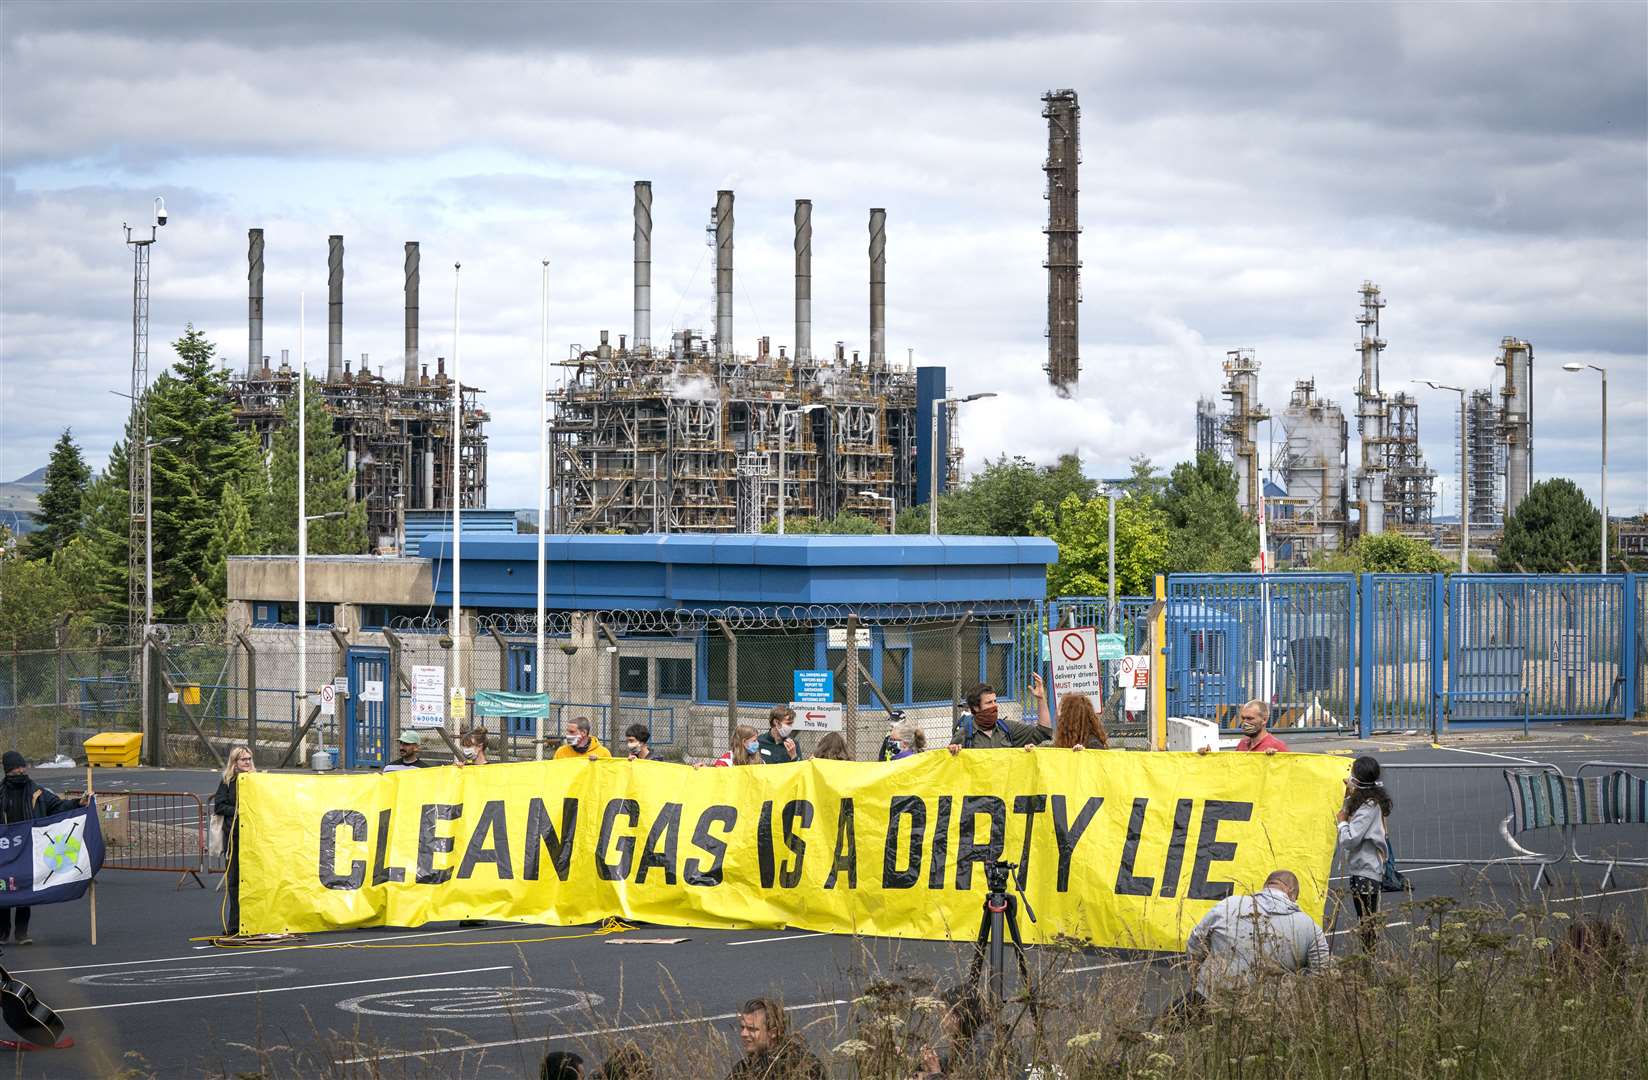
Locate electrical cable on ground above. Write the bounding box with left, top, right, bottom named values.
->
left=191, top=917, right=635, bottom=950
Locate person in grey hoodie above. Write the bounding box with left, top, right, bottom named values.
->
left=1336, top=755, right=1392, bottom=952
left=1176, top=869, right=1331, bottom=1012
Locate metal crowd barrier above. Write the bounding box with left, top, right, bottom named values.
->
left=1379, top=762, right=1565, bottom=875
left=72, top=789, right=209, bottom=888
left=1571, top=760, right=1648, bottom=889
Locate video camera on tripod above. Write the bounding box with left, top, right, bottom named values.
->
left=969, top=859, right=1038, bottom=1010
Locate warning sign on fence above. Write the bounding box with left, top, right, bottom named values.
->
left=1049, top=626, right=1104, bottom=700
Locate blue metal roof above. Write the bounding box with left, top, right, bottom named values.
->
left=417, top=533, right=1056, bottom=611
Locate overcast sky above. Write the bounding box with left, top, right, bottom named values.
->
left=2, top=1, right=1643, bottom=518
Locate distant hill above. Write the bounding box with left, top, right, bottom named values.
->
left=0, top=464, right=46, bottom=534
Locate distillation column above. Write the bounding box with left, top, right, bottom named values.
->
left=248, top=229, right=264, bottom=376
left=794, top=199, right=812, bottom=364
left=714, top=190, right=733, bottom=358
left=869, top=208, right=886, bottom=371
left=634, top=181, right=652, bottom=353
left=1354, top=281, right=1388, bottom=535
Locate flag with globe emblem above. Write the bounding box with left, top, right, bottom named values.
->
left=0, top=801, right=105, bottom=907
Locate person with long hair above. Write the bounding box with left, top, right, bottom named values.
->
left=813, top=731, right=851, bottom=761
left=212, top=744, right=256, bottom=936
left=704, top=725, right=761, bottom=768
left=1336, top=755, right=1392, bottom=952
left=1032, top=677, right=1109, bottom=750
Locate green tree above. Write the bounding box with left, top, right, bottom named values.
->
left=1497, top=478, right=1601, bottom=572
left=937, top=453, right=1096, bottom=536
left=1315, top=532, right=1452, bottom=573
left=762, top=512, right=883, bottom=535
left=1122, top=454, right=1167, bottom=507
left=1161, top=450, right=1257, bottom=572
left=144, top=326, right=265, bottom=620
left=255, top=374, right=368, bottom=554
left=190, top=482, right=258, bottom=622
left=25, top=429, right=91, bottom=560
left=1032, top=492, right=1168, bottom=598
left=0, top=551, right=70, bottom=647
left=76, top=444, right=133, bottom=625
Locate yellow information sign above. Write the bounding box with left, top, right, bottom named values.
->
left=238, top=751, right=1348, bottom=951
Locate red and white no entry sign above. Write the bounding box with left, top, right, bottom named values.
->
left=1060, top=634, right=1085, bottom=661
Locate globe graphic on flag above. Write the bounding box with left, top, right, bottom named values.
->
left=42, top=832, right=83, bottom=873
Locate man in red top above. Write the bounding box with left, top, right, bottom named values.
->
left=1233, top=699, right=1288, bottom=753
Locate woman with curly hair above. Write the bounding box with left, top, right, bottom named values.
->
left=1031, top=675, right=1109, bottom=750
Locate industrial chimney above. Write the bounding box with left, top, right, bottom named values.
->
left=1042, top=89, right=1081, bottom=397
left=1498, top=337, right=1534, bottom=518
left=715, top=190, right=734, bottom=358
left=247, top=228, right=264, bottom=377
left=327, top=234, right=344, bottom=382
left=634, top=181, right=652, bottom=353
left=794, top=199, right=812, bottom=363
left=868, top=208, right=887, bottom=371
left=404, top=242, right=420, bottom=384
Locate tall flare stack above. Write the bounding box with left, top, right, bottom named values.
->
left=714, top=189, right=734, bottom=358
left=327, top=234, right=344, bottom=381
left=633, top=180, right=652, bottom=352
left=1498, top=337, right=1534, bottom=518
left=247, top=228, right=264, bottom=376
left=404, top=242, right=420, bottom=384
left=1354, top=281, right=1388, bottom=536
left=1042, top=89, right=1081, bottom=397
left=868, top=208, right=886, bottom=371
left=794, top=199, right=812, bottom=363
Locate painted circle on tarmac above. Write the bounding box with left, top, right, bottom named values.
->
left=73, top=965, right=298, bottom=988
left=336, top=986, right=601, bottom=1019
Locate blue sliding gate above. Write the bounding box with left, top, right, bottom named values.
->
left=1360, top=573, right=1443, bottom=735
left=345, top=647, right=391, bottom=769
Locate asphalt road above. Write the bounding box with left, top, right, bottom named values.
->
left=2, top=728, right=1642, bottom=1078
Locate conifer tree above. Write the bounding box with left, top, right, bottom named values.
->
left=26, top=429, right=91, bottom=559
left=256, top=374, right=368, bottom=554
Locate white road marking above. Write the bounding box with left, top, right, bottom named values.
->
left=10, top=924, right=505, bottom=976
left=57, top=965, right=511, bottom=1014
left=726, top=932, right=829, bottom=947
left=1434, top=745, right=1539, bottom=765
left=1549, top=885, right=1648, bottom=902
left=1331, top=863, right=1463, bottom=881
left=1063, top=957, right=1158, bottom=974
left=333, top=997, right=850, bottom=1065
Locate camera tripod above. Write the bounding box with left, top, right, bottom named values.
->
left=967, top=860, right=1039, bottom=1020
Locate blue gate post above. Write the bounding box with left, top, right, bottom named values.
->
left=1429, top=574, right=1447, bottom=740
left=1624, top=572, right=1639, bottom=721
left=1358, top=574, right=1375, bottom=738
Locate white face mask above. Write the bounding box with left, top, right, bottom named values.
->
left=461, top=746, right=477, bottom=760
left=778, top=723, right=794, bottom=738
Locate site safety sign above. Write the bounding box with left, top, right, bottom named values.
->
left=1049, top=626, right=1104, bottom=700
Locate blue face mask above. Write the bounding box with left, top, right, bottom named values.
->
left=745, top=740, right=760, bottom=754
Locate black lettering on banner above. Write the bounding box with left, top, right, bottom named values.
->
left=1158, top=798, right=1195, bottom=899
left=414, top=803, right=462, bottom=886
left=1188, top=800, right=1252, bottom=901
left=758, top=800, right=777, bottom=889
left=457, top=799, right=514, bottom=881
left=636, top=802, right=684, bottom=885
left=596, top=799, right=640, bottom=881
left=1012, top=794, right=1047, bottom=886
left=824, top=798, right=857, bottom=890
left=523, top=797, right=579, bottom=882
left=779, top=800, right=814, bottom=889
left=371, top=807, right=405, bottom=885
left=926, top=795, right=952, bottom=890
left=1113, top=797, right=1154, bottom=896
left=882, top=795, right=926, bottom=889
left=953, top=795, right=1005, bottom=890
left=1051, top=794, right=1103, bottom=893
left=684, top=805, right=737, bottom=887
left=319, top=809, right=367, bottom=890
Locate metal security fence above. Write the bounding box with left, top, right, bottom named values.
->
left=1360, top=574, right=1441, bottom=734
left=1164, top=573, right=1357, bottom=732
left=1380, top=762, right=1565, bottom=870
left=1, top=625, right=141, bottom=762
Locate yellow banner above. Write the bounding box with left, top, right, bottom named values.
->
left=239, top=751, right=1348, bottom=951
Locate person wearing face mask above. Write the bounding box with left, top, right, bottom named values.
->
left=458, top=728, right=490, bottom=765
left=945, top=679, right=1052, bottom=753
left=706, top=725, right=761, bottom=768
left=554, top=716, right=611, bottom=760
left=2, top=750, right=87, bottom=944
left=623, top=724, right=652, bottom=760
left=756, top=706, right=803, bottom=764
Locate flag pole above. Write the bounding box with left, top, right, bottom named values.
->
left=86, top=764, right=97, bottom=946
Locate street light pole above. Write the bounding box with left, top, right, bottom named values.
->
left=859, top=490, right=896, bottom=535
left=1418, top=381, right=1468, bottom=573
left=1562, top=363, right=1608, bottom=571
left=928, top=392, right=997, bottom=535
left=1106, top=488, right=1117, bottom=633
left=298, top=292, right=308, bottom=758
left=537, top=259, right=549, bottom=759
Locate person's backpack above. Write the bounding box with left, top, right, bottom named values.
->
left=1380, top=826, right=1408, bottom=893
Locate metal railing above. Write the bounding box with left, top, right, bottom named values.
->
left=1380, top=762, right=1564, bottom=871
left=1570, top=760, right=1648, bottom=888
left=74, top=789, right=209, bottom=886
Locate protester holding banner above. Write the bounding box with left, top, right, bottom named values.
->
left=553, top=717, right=611, bottom=761
left=1031, top=677, right=1110, bottom=751
left=756, top=706, right=802, bottom=764
left=887, top=719, right=924, bottom=759
left=813, top=732, right=851, bottom=761
left=624, top=725, right=652, bottom=761
left=946, top=679, right=1051, bottom=751
left=707, top=725, right=761, bottom=767
left=210, top=744, right=255, bottom=935
left=458, top=729, right=491, bottom=765
left=0, top=751, right=86, bottom=944
left=384, top=730, right=434, bottom=771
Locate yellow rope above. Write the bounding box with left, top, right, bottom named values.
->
left=192, top=917, right=635, bottom=950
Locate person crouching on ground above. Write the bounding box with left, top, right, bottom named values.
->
left=727, top=997, right=825, bottom=1079
left=1170, top=868, right=1330, bottom=1018
left=1337, top=755, right=1392, bottom=952
left=1, top=750, right=87, bottom=945
left=757, top=706, right=803, bottom=764
left=554, top=716, right=610, bottom=760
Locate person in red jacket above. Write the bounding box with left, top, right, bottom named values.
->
left=1232, top=699, right=1288, bottom=753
